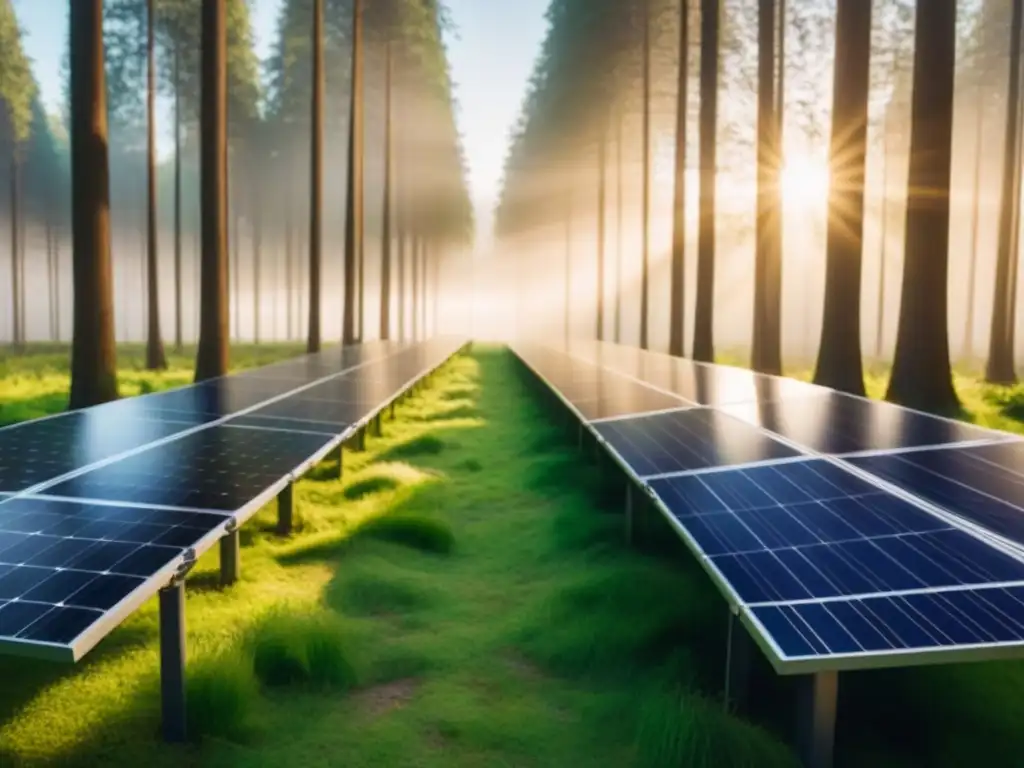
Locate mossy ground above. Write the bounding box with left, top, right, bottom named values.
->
left=0, top=344, right=1021, bottom=766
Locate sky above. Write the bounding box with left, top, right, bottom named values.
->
left=10, top=0, right=552, bottom=246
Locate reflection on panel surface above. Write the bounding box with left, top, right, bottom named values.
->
left=594, top=408, right=800, bottom=477
left=722, top=392, right=994, bottom=454
left=44, top=425, right=333, bottom=511
left=848, top=441, right=1024, bottom=547
left=0, top=412, right=195, bottom=493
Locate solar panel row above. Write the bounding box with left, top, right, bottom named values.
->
left=513, top=339, right=1024, bottom=675
left=0, top=337, right=464, bottom=661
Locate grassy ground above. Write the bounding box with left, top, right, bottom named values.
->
left=1, top=345, right=1024, bottom=766
left=0, top=343, right=307, bottom=425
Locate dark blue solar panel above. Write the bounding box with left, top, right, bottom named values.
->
left=594, top=407, right=801, bottom=477
left=0, top=496, right=225, bottom=649
left=721, top=392, right=993, bottom=455
left=0, top=412, right=196, bottom=493
left=752, top=585, right=1024, bottom=660
left=711, top=529, right=1024, bottom=604
left=848, top=441, right=1024, bottom=548
left=44, top=424, right=334, bottom=511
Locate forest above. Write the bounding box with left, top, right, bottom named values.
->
left=493, top=0, right=1024, bottom=417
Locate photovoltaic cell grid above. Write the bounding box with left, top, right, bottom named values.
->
left=515, top=341, right=1024, bottom=672
left=0, top=337, right=465, bottom=661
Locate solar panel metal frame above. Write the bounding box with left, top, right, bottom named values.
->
left=0, top=337, right=468, bottom=663
left=513, top=341, right=1024, bottom=674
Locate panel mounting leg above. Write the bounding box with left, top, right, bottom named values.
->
left=354, top=426, right=366, bottom=452
left=625, top=483, right=635, bottom=546
left=797, top=671, right=838, bottom=768
left=371, top=412, right=383, bottom=437
left=277, top=482, right=294, bottom=536
left=159, top=579, right=187, bottom=743
left=389, top=402, right=396, bottom=420
left=724, top=610, right=752, bottom=713
left=219, top=528, right=240, bottom=586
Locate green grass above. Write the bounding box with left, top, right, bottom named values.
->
left=3, top=345, right=1024, bottom=767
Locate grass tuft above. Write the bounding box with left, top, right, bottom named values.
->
left=344, top=474, right=402, bottom=500
left=185, top=651, right=260, bottom=743
left=385, top=434, right=447, bottom=459
left=250, top=608, right=358, bottom=690
left=353, top=512, right=455, bottom=554
left=340, top=572, right=435, bottom=615
left=635, top=689, right=799, bottom=768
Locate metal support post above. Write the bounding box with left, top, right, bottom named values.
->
left=371, top=412, right=383, bottom=437
left=797, top=671, right=839, bottom=768
left=159, top=568, right=189, bottom=743
left=219, top=524, right=240, bottom=586
left=724, top=610, right=752, bottom=713
left=355, top=426, right=366, bottom=451
left=277, top=481, right=294, bottom=535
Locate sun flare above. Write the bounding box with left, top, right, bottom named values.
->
left=781, top=155, right=830, bottom=210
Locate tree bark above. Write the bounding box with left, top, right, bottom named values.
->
left=342, top=0, right=363, bottom=346
left=565, top=187, right=572, bottom=343
left=812, top=0, right=870, bottom=395
left=194, top=0, right=229, bottom=382
left=420, top=240, right=427, bottom=338
left=886, top=0, right=959, bottom=411
left=639, top=0, right=652, bottom=350
left=752, top=0, right=779, bottom=374
left=173, top=42, right=183, bottom=351
left=308, top=0, right=324, bottom=352
left=252, top=184, right=262, bottom=344
left=411, top=234, right=420, bottom=341
left=285, top=195, right=294, bottom=341
left=397, top=167, right=406, bottom=342
left=692, top=0, right=719, bottom=362
left=669, top=0, right=689, bottom=357
left=985, top=0, right=1024, bottom=384
left=46, top=218, right=56, bottom=340
left=69, top=0, right=118, bottom=407
left=145, top=0, right=167, bottom=370
left=380, top=40, right=393, bottom=341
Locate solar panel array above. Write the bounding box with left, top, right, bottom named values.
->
left=0, top=337, right=465, bottom=661
left=514, top=339, right=1024, bottom=674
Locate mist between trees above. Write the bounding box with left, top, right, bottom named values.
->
left=487, top=0, right=1022, bottom=388
left=0, top=0, right=474, bottom=351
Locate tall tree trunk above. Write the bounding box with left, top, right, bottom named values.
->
left=692, top=0, right=720, bottom=362
left=145, top=0, right=167, bottom=371
left=380, top=40, right=393, bottom=341
left=812, top=0, right=870, bottom=395
left=307, top=0, right=324, bottom=352
left=752, top=0, right=780, bottom=374
left=232, top=180, right=240, bottom=339
left=639, top=0, right=652, bottom=350
left=986, top=0, right=1024, bottom=384
left=964, top=85, right=986, bottom=361
left=420, top=241, right=427, bottom=338
left=885, top=0, right=958, bottom=411
left=53, top=223, right=61, bottom=342
left=397, top=175, right=406, bottom=342
left=69, top=0, right=118, bottom=407
left=173, top=42, right=183, bottom=351
left=614, top=108, right=624, bottom=344
left=9, top=153, right=20, bottom=350
left=194, top=0, right=229, bottom=382
left=596, top=122, right=607, bottom=341
left=342, top=0, right=363, bottom=346
left=669, top=0, right=689, bottom=357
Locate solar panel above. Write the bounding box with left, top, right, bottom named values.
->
left=748, top=584, right=1024, bottom=671
left=720, top=391, right=998, bottom=455
left=0, top=495, right=226, bottom=659
left=0, top=412, right=198, bottom=493
left=43, top=424, right=336, bottom=512
left=594, top=407, right=802, bottom=477
left=848, top=441, right=1024, bottom=550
